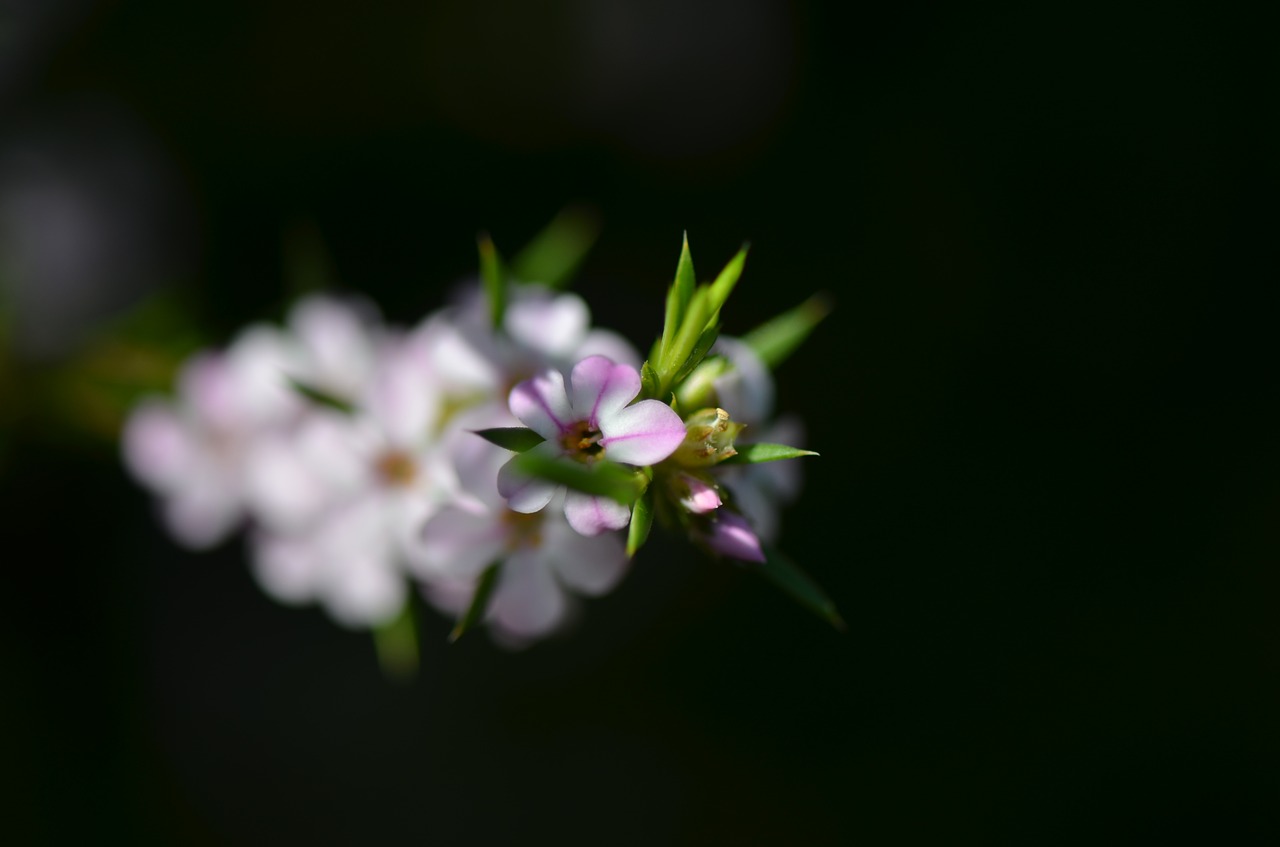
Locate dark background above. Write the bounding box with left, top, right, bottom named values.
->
left=3, top=1, right=1278, bottom=843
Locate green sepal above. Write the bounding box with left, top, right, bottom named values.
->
left=640, top=361, right=660, bottom=401
left=477, top=232, right=507, bottom=329
left=373, top=599, right=420, bottom=680
left=720, top=443, right=819, bottom=465
left=626, top=488, right=655, bottom=559
left=511, top=452, right=646, bottom=505
left=473, top=427, right=545, bottom=453
left=743, top=294, right=832, bottom=369
left=449, top=561, right=501, bottom=643
left=511, top=206, right=601, bottom=289
left=288, top=378, right=355, bottom=414
left=757, top=545, right=845, bottom=630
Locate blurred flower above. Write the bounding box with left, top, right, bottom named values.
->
left=121, top=324, right=299, bottom=548
left=499, top=355, right=685, bottom=536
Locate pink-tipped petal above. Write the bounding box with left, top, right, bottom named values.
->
left=597, top=399, right=686, bottom=466
left=508, top=368, right=573, bottom=439
left=704, top=511, right=766, bottom=563
left=562, top=490, right=631, bottom=537
left=249, top=531, right=321, bottom=605
left=569, top=356, right=640, bottom=426
left=496, top=444, right=560, bottom=513
left=542, top=519, right=628, bottom=595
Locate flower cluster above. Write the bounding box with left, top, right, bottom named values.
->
left=123, top=228, right=836, bottom=655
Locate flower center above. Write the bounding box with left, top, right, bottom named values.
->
left=502, top=509, right=543, bottom=549
left=375, top=450, right=418, bottom=488
left=560, top=419, right=604, bottom=463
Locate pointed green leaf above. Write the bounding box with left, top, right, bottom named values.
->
left=660, top=233, right=698, bottom=359
left=449, top=561, right=501, bottom=643
left=743, top=294, right=832, bottom=369
left=477, top=232, right=506, bottom=329
left=659, top=286, right=711, bottom=387
left=473, top=427, right=545, bottom=453
left=511, top=452, right=645, bottom=505
left=673, top=322, right=720, bottom=384
left=757, top=545, right=845, bottom=630
left=288, top=378, right=355, bottom=414
left=511, top=206, right=601, bottom=289
left=720, top=443, right=819, bottom=465
left=626, top=489, right=655, bottom=559
left=373, top=599, right=420, bottom=680
left=704, top=244, right=749, bottom=317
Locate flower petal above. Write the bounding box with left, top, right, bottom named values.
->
left=289, top=295, right=380, bottom=399
left=504, top=289, right=589, bottom=359
left=121, top=398, right=195, bottom=492
left=542, top=518, right=628, bottom=595
left=363, top=343, right=440, bottom=446
left=162, top=481, right=241, bottom=549
left=411, top=506, right=506, bottom=581
left=325, top=554, right=406, bottom=629
left=487, top=548, right=567, bottom=639
left=574, top=329, right=641, bottom=369
left=562, top=490, right=630, bottom=537
left=597, top=399, right=686, bottom=466
left=713, top=336, right=775, bottom=426
left=569, top=355, right=640, bottom=426
left=249, top=531, right=321, bottom=605
left=496, top=442, right=560, bottom=513
left=508, top=368, right=572, bottom=439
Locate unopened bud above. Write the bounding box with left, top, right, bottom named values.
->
left=671, top=408, right=746, bottom=467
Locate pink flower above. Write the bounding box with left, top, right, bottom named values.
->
left=498, top=355, right=686, bottom=536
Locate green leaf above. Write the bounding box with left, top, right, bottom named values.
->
left=720, top=443, right=819, bottom=465
left=640, top=360, right=660, bottom=401
left=477, top=232, right=507, bottom=329
left=373, top=599, right=420, bottom=680
left=673, top=321, right=720, bottom=384
left=757, top=545, right=845, bottom=630
left=742, top=294, right=832, bottom=369
left=473, top=427, right=545, bottom=453
left=511, top=452, right=645, bottom=505
left=626, top=489, right=655, bottom=559
left=449, top=562, right=501, bottom=643
left=283, top=219, right=335, bottom=296
left=511, top=206, right=601, bottom=289
left=704, top=244, right=749, bottom=318
left=659, top=286, right=711, bottom=388
left=288, top=378, right=355, bottom=414
left=660, top=233, right=697, bottom=360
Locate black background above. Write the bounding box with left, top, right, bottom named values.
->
left=4, top=1, right=1279, bottom=844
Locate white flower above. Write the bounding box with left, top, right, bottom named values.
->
left=246, top=339, right=463, bottom=628
left=411, top=427, right=628, bottom=645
